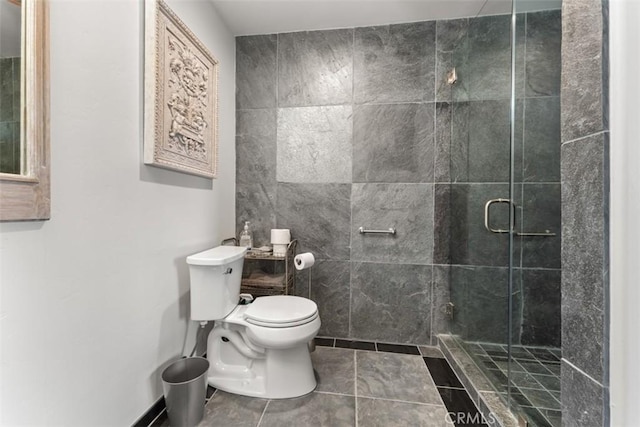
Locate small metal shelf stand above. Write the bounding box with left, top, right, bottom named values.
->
left=221, top=238, right=298, bottom=297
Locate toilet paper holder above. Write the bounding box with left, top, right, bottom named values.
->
left=358, top=226, right=396, bottom=236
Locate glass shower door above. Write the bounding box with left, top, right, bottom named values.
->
left=441, top=2, right=563, bottom=425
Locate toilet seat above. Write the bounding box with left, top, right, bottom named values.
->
left=244, top=295, right=318, bottom=328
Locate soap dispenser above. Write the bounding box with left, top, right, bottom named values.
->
left=239, top=221, right=253, bottom=250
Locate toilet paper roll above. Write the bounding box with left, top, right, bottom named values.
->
left=271, top=229, right=291, bottom=244
left=273, top=243, right=288, bottom=257
left=294, top=252, right=315, bottom=271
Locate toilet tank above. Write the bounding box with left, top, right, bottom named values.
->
left=186, top=246, right=247, bottom=321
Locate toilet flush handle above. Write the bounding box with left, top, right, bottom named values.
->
left=223, top=268, right=233, bottom=275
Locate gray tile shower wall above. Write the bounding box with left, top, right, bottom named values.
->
left=353, top=22, right=436, bottom=104
left=560, top=0, right=609, bottom=424
left=236, top=10, right=562, bottom=347
left=352, top=103, right=435, bottom=183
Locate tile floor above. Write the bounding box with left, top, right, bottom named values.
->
left=144, top=340, right=489, bottom=427
left=464, top=342, right=562, bottom=427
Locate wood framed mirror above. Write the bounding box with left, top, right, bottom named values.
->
left=0, top=0, right=49, bottom=221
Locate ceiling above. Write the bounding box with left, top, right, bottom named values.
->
left=209, top=0, right=561, bottom=36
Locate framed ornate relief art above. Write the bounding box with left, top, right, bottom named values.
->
left=144, top=0, right=218, bottom=178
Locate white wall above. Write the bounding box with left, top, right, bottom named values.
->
left=0, top=0, right=235, bottom=425
left=610, top=0, right=640, bottom=425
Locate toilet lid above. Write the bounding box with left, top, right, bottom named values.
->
left=244, top=295, right=318, bottom=327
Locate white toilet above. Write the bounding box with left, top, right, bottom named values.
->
left=186, top=245, right=321, bottom=399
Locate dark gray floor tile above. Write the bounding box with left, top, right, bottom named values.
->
left=260, top=392, right=355, bottom=427
left=510, top=371, right=544, bottom=390
left=479, top=359, right=501, bottom=372
left=480, top=343, right=507, bottom=354
left=545, top=364, right=561, bottom=376
left=509, top=346, right=535, bottom=360
left=357, top=351, right=442, bottom=405
left=197, top=391, right=268, bottom=427
left=541, top=409, right=562, bottom=427
left=437, top=388, right=483, bottom=422
left=519, top=406, right=553, bottom=427
left=424, top=357, right=464, bottom=389
left=485, top=368, right=508, bottom=390
left=494, top=360, right=526, bottom=373
left=528, top=348, right=561, bottom=363
left=531, top=374, right=560, bottom=392
left=507, top=390, right=534, bottom=408
left=420, top=346, right=445, bottom=359
left=357, top=398, right=450, bottom=427
left=311, top=347, right=355, bottom=395
left=335, top=339, right=376, bottom=351
left=377, top=343, right=420, bottom=355
left=518, top=360, right=554, bottom=376
left=520, top=388, right=560, bottom=411
left=314, top=337, right=335, bottom=347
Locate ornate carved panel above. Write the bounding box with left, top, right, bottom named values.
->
left=144, top=0, right=218, bottom=178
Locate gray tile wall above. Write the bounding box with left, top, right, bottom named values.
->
left=236, top=24, right=438, bottom=345
left=0, top=57, right=21, bottom=174
left=236, top=11, right=562, bottom=348
left=560, top=0, right=610, bottom=424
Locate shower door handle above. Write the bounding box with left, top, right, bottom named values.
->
left=484, top=199, right=557, bottom=237
left=484, top=198, right=515, bottom=234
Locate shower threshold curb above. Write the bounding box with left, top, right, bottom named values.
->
left=438, top=334, right=520, bottom=427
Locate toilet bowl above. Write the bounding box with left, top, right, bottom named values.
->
left=186, top=246, right=321, bottom=399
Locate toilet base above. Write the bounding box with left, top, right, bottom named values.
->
left=206, top=325, right=317, bottom=399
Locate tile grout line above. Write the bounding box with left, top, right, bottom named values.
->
left=358, top=395, right=451, bottom=408
left=256, top=400, right=270, bottom=427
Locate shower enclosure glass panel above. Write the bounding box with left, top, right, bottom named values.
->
left=444, top=1, right=562, bottom=425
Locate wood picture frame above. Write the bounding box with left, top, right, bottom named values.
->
left=0, top=0, right=50, bottom=221
left=144, top=0, right=219, bottom=179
